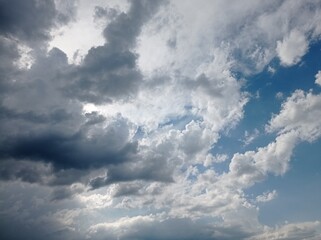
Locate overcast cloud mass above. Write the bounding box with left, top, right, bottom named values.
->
left=1, top=0, right=321, bottom=239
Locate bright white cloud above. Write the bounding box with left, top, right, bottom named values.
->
left=276, top=29, right=308, bottom=66
left=228, top=130, right=298, bottom=190
left=315, top=70, right=321, bottom=86
left=267, top=90, right=321, bottom=142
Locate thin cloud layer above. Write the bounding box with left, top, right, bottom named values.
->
left=1, top=0, right=321, bottom=239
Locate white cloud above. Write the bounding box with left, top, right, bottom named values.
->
left=256, top=190, right=278, bottom=203
left=267, top=90, right=321, bottom=142
left=14, top=41, right=34, bottom=69
left=276, top=29, right=308, bottom=66
left=87, top=215, right=157, bottom=240
left=250, top=221, right=321, bottom=240
left=77, top=192, right=113, bottom=209
left=268, top=66, right=276, bottom=74
left=228, top=130, right=298, bottom=189
left=204, top=154, right=228, bottom=167
left=242, top=128, right=260, bottom=146
left=315, top=70, right=321, bottom=86
left=275, top=92, right=284, bottom=100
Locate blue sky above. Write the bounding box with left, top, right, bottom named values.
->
left=1, top=0, right=321, bottom=239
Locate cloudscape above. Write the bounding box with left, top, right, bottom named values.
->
left=1, top=0, right=321, bottom=239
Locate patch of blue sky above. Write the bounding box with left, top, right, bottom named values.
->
left=211, top=160, right=230, bottom=175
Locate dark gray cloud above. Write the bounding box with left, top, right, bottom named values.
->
left=0, top=115, right=138, bottom=170
left=89, top=154, right=174, bottom=190
left=49, top=184, right=84, bottom=201
left=2, top=132, right=132, bottom=169
left=0, top=52, right=140, bottom=186
left=50, top=187, right=74, bottom=201
left=65, top=46, right=142, bottom=104
left=0, top=0, right=169, bottom=192
left=0, top=0, right=76, bottom=105
left=104, top=0, right=164, bottom=51
left=112, top=182, right=144, bottom=197
left=94, top=6, right=118, bottom=21
left=0, top=47, right=89, bottom=176
left=0, top=159, right=51, bottom=183
left=0, top=105, right=72, bottom=124
left=0, top=0, right=168, bottom=184
left=0, top=0, right=74, bottom=44
left=0, top=0, right=164, bottom=183
left=48, top=168, right=87, bottom=186
left=0, top=36, right=20, bottom=98
left=65, top=0, right=164, bottom=104
left=0, top=158, right=91, bottom=187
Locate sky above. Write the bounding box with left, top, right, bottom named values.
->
left=1, top=0, right=321, bottom=239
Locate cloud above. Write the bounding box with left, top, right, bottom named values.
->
left=256, top=190, right=278, bottom=203
left=0, top=0, right=75, bottom=46
left=242, top=128, right=260, bottom=146
left=267, top=90, right=321, bottom=142
left=66, top=46, right=142, bottom=103
left=250, top=221, right=321, bottom=240
left=0, top=0, right=172, bottom=192
left=50, top=184, right=85, bottom=201
left=103, top=0, right=164, bottom=51
left=89, top=158, right=174, bottom=189
left=228, top=129, right=300, bottom=190
left=276, top=29, right=308, bottom=66
left=0, top=36, right=20, bottom=92
left=0, top=0, right=55, bottom=42
left=0, top=159, right=51, bottom=184
left=1, top=1, right=321, bottom=240
left=0, top=115, right=137, bottom=170
left=315, top=70, right=321, bottom=87
left=0, top=46, right=141, bottom=183
left=228, top=88, right=321, bottom=189
left=64, top=0, right=165, bottom=104
left=87, top=215, right=252, bottom=240
left=275, top=92, right=284, bottom=100
left=137, top=0, right=321, bottom=75
left=93, top=6, right=118, bottom=21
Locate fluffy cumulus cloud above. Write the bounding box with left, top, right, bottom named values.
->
left=267, top=90, right=321, bottom=142
left=276, top=29, right=308, bottom=66
left=1, top=0, right=321, bottom=239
